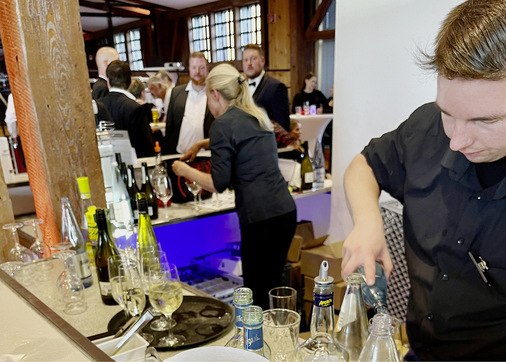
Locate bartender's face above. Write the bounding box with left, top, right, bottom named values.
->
left=189, top=57, right=208, bottom=86
left=242, top=49, right=265, bottom=79
left=436, top=76, right=506, bottom=163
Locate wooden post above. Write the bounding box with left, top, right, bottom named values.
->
left=0, top=161, right=15, bottom=261
left=0, top=0, right=106, bottom=248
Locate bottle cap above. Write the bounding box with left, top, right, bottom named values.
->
left=154, top=141, right=161, bottom=153
left=77, top=177, right=91, bottom=196
left=315, top=260, right=334, bottom=285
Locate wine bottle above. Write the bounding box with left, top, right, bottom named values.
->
left=358, top=313, right=401, bottom=362
left=313, top=139, right=325, bottom=189
left=141, top=162, right=158, bottom=220
left=76, top=176, right=97, bottom=267
left=115, top=153, right=128, bottom=187
left=335, top=273, right=369, bottom=360
left=243, top=305, right=271, bottom=359
left=225, top=287, right=253, bottom=349
left=95, top=208, right=120, bottom=305
left=137, top=192, right=159, bottom=256
left=296, top=260, right=348, bottom=362
left=60, top=197, right=93, bottom=288
left=110, top=161, right=135, bottom=247
left=127, top=165, right=140, bottom=224
left=300, top=141, right=315, bottom=191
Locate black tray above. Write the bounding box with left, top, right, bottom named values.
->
left=107, top=295, right=234, bottom=349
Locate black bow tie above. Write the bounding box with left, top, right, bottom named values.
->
left=249, top=82, right=256, bottom=87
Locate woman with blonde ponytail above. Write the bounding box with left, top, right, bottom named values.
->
left=173, top=64, right=296, bottom=309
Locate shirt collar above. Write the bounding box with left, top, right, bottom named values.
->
left=248, top=70, right=265, bottom=86
left=109, top=87, right=136, bottom=100
left=185, top=80, right=206, bottom=94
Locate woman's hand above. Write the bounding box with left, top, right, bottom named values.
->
left=179, top=139, right=210, bottom=162
left=172, top=160, right=191, bottom=178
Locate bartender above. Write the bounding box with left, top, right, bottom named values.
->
left=340, top=0, right=506, bottom=360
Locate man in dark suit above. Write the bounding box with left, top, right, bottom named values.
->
left=101, top=60, right=155, bottom=158
left=243, top=44, right=290, bottom=131
left=92, top=47, right=119, bottom=100
left=163, top=52, right=214, bottom=155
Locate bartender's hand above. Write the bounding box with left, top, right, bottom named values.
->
left=180, top=139, right=210, bottom=162
left=341, top=221, right=393, bottom=286
left=172, top=160, right=191, bottom=178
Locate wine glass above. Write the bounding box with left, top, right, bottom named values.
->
left=24, top=219, right=47, bottom=260
left=152, top=172, right=173, bottom=216
left=119, top=261, right=146, bottom=317
left=148, top=261, right=186, bottom=347
left=185, top=179, right=202, bottom=212
left=3, top=222, right=34, bottom=262
left=108, top=255, right=130, bottom=319
left=53, top=250, right=87, bottom=315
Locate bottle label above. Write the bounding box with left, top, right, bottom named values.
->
left=244, top=326, right=263, bottom=351
left=304, top=172, right=315, bottom=183
left=314, top=292, right=333, bottom=308
left=148, top=206, right=154, bottom=217
left=234, top=305, right=247, bottom=328
left=99, top=281, right=112, bottom=296
left=337, top=293, right=357, bottom=332
left=85, top=207, right=98, bottom=243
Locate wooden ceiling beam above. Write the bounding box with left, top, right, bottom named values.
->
left=304, top=0, right=333, bottom=41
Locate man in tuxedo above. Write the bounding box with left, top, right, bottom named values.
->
left=163, top=52, right=214, bottom=155
left=92, top=47, right=119, bottom=100
left=100, top=60, right=155, bottom=158
left=242, top=44, right=290, bottom=131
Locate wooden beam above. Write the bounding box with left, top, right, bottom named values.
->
left=305, top=29, right=335, bottom=42
left=304, top=0, right=333, bottom=39
left=0, top=0, right=106, bottom=247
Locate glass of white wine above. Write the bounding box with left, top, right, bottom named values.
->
left=148, top=262, right=186, bottom=347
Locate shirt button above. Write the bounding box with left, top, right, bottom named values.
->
left=442, top=273, right=449, bottom=281
left=477, top=196, right=482, bottom=200
left=457, top=238, right=464, bottom=245
left=427, top=313, right=434, bottom=321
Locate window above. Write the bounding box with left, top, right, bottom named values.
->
left=214, top=9, right=235, bottom=62
left=238, top=4, right=262, bottom=51
left=189, top=14, right=211, bottom=61
left=114, top=29, right=144, bottom=71
left=188, top=3, right=262, bottom=63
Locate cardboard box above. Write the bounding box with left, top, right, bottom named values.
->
left=300, top=242, right=344, bottom=282
left=303, top=275, right=347, bottom=311
left=286, top=233, right=329, bottom=262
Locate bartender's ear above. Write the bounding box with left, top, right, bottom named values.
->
left=210, top=88, right=221, bottom=102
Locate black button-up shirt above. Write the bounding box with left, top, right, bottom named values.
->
left=363, top=102, right=506, bottom=360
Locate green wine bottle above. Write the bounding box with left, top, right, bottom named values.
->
left=141, top=162, right=158, bottom=220
left=300, top=141, right=315, bottom=191
left=95, top=208, right=120, bottom=305
left=137, top=192, right=159, bottom=256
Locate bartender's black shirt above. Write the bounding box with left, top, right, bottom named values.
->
left=362, top=102, right=506, bottom=360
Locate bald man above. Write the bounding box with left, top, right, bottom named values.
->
left=92, top=46, right=119, bottom=100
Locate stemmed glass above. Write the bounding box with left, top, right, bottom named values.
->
left=152, top=171, right=173, bottom=217
left=185, top=179, right=202, bottom=212
left=24, top=219, right=47, bottom=260
left=108, top=255, right=130, bottom=319
left=3, top=222, right=34, bottom=263
left=53, top=250, right=87, bottom=315
left=148, top=261, right=186, bottom=347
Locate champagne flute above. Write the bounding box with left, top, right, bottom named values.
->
left=185, top=179, right=202, bottom=212
left=24, top=219, right=47, bottom=260
left=152, top=172, right=173, bottom=217
left=148, top=262, right=186, bottom=347
left=119, top=261, right=146, bottom=317
left=108, top=255, right=130, bottom=319
left=3, top=222, right=34, bottom=262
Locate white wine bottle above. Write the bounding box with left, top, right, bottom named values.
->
left=137, top=192, right=159, bottom=256
left=141, top=162, right=158, bottom=220
left=300, top=141, right=315, bottom=191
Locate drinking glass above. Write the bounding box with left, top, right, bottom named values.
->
left=148, top=262, right=186, bottom=347
left=185, top=179, right=202, bottom=212
left=53, top=250, right=87, bottom=315
left=3, top=222, right=34, bottom=263
left=269, top=286, right=297, bottom=310
left=119, top=261, right=146, bottom=317
left=108, top=255, right=130, bottom=319
left=263, top=309, right=301, bottom=362
left=152, top=172, right=173, bottom=212
left=24, top=218, right=47, bottom=260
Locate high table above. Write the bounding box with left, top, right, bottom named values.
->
left=290, top=114, right=332, bottom=157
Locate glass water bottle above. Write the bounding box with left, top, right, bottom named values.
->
left=358, top=313, right=400, bottom=362
left=225, top=287, right=253, bottom=349
left=297, top=260, right=349, bottom=362
left=356, top=262, right=389, bottom=314
left=335, top=273, right=369, bottom=360
left=243, top=305, right=271, bottom=359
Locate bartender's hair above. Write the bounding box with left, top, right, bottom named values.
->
left=206, top=64, right=273, bottom=132
left=106, top=60, right=131, bottom=89
left=421, top=0, right=506, bottom=80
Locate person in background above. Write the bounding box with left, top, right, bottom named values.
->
left=92, top=47, right=119, bottom=100
left=131, top=78, right=164, bottom=148
left=242, top=44, right=290, bottom=131
left=163, top=52, right=214, bottom=155
left=292, top=72, right=328, bottom=114
left=172, top=64, right=296, bottom=310
left=341, top=0, right=506, bottom=359
left=147, top=76, right=172, bottom=122
left=156, top=70, right=175, bottom=90
left=100, top=60, right=154, bottom=158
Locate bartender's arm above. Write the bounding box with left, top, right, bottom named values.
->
left=172, top=160, right=217, bottom=193
left=341, top=153, right=393, bottom=285
left=179, top=139, right=210, bottom=162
